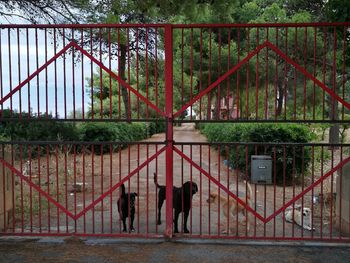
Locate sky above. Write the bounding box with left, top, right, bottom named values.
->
left=0, top=26, right=98, bottom=119
left=0, top=10, right=97, bottom=119
left=0, top=23, right=164, bottom=119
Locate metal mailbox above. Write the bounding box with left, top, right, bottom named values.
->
left=251, top=155, right=272, bottom=184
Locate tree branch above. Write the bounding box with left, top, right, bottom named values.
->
left=0, top=11, right=31, bottom=22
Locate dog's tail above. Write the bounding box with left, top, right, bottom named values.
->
left=120, top=183, right=126, bottom=197
left=153, top=172, right=162, bottom=188
left=244, top=180, right=253, bottom=200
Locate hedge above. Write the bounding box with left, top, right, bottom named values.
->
left=0, top=109, right=166, bottom=156
left=0, top=110, right=78, bottom=157
left=73, top=121, right=166, bottom=154
left=200, top=123, right=314, bottom=185
left=78, top=122, right=148, bottom=154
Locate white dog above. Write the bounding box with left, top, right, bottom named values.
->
left=284, top=205, right=315, bottom=231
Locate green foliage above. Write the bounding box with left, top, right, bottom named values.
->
left=0, top=109, right=166, bottom=156
left=0, top=109, right=79, bottom=157
left=0, top=110, right=78, bottom=142
left=147, top=121, right=167, bottom=136
left=80, top=0, right=349, bottom=126
left=78, top=121, right=165, bottom=154
left=200, top=123, right=315, bottom=185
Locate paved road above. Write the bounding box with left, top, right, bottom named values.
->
left=1, top=237, right=350, bottom=263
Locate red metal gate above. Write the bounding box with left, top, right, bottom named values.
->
left=0, top=23, right=349, bottom=242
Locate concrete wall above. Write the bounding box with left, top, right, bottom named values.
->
left=0, top=150, right=13, bottom=232
left=336, top=161, right=350, bottom=236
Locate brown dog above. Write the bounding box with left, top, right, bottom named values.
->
left=206, top=181, right=253, bottom=233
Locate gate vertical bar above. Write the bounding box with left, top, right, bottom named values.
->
left=164, top=24, right=174, bottom=238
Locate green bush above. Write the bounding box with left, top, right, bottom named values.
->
left=0, top=110, right=79, bottom=157
left=78, top=122, right=116, bottom=154
left=78, top=121, right=163, bottom=154
left=200, top=123, right=314, bottom=185
left=148, top=121, right=166, bottom=136
left=0, top=110, right=79, bottom=142
left=0, top=109, right=166, bottom=156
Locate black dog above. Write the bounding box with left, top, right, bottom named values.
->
left=117, top=184, right=137, bottom=232
left=154, top=173, right=198, bottom=233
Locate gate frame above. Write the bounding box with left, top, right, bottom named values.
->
left=0, top=22, right=349, bottom=241
left=164, top=24, right=174, bottom=238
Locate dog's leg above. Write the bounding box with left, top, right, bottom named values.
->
left=183, top=209, right=190, bottom=233
left=157, top=188, right=165, bottom=225
left=220, top=203, right=237, bottom=234
left=303, top=220, right=315, bottom=231
left=245, top=214, right=250, bottom=232
left=221, top=226, right=230, bottom=234
left=122, top=217, right=127, bottom=232
left=222, top=205, right=230, bottom=234
left=117, top=199, right=122, bottom=221
left=173, top=209, right=180, bottom=233
left=129, top=208, right=135, bottom=232
left=302, top=224, right=313, bottom=231
left=243, top=209, right=250, bottom=232
left=157, top=196, right=164, bottom=225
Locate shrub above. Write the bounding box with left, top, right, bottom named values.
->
left=78, top=121, right=162, bottom=154
left=0, top=108, right=166, bottom=156
left=78, top=122, right=116, bottom=154
left=148, top=121, right=166, bottom=136
left=0, top=110, right=79, bottom=142
left=0, top=110, right=79, bottom=158
left=200, top=123, right=314, bottom=185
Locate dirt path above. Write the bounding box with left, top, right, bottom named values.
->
left=137, top=123, right=342, bottom=238
left=10, top=123, right=343, bottom=240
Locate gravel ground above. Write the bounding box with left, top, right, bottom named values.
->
left=0, top=237, right=350, bottom=263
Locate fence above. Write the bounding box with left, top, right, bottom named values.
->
left=0, top=23, right=349, bottom=241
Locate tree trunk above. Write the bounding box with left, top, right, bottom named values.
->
left=119, top=44, right=131, bottom=121
left=276, top=83, right=284, bottom=117
left=329, top=97, right=340, bottom=146
left=328, top=56, right=339, bottom=146
left=212, top=94, right=220, bottom=120
left=276, top=67, right=292, bottom=118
